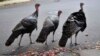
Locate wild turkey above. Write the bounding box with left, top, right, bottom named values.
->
left=5, top=4, right=40, bottom=46
left=36, top=10, right=62, bottom=44
left=59, top=3, right=87, bottom=47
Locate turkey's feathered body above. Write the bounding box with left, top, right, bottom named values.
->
left=59, top=11, right=87, bottom=47
left=36, top=15, right=59, bottom=43
left=43, top=15, right=59, bottom=31
left=13, top=15, right=37, bottom=33
left=36, top=26, right=54, bottom=43
left=50, top=15, right=59, bottom=31
left=5, top=11, right=38, bottom=46
left=63, top=21, right=81, bottom=36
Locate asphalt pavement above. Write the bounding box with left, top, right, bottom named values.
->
left=0, top=0, right=100, bottom=56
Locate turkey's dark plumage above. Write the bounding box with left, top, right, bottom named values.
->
left=36, top=10, right=62, bottom=44
left=5, top=4, right=40, bottom=46
left=59, top=3, right=87, bottom=47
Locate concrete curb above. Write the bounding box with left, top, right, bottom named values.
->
left=0, top=0, right=30, bottom=7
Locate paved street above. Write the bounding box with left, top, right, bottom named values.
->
left=0, top=0, right=100, bottom=56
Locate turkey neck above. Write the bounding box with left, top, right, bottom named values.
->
left=79, top=5, right=84, bottom=12
left=57, top=13, right=61, bottom=18
left=32, top=9, right=38, bottom=18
